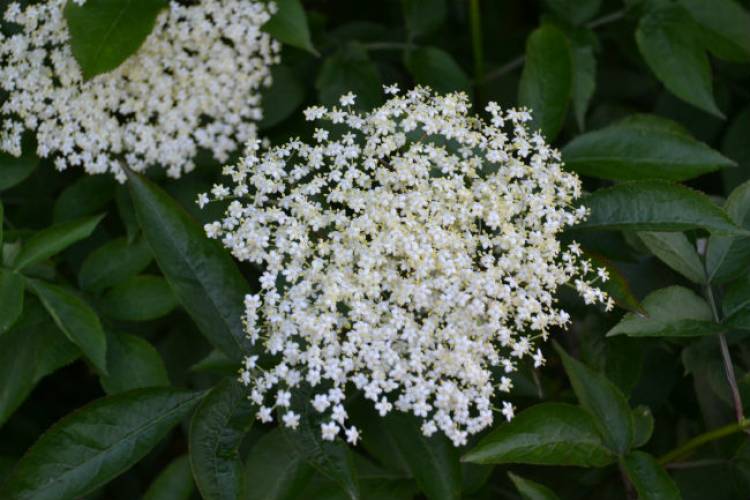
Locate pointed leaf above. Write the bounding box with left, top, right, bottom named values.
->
left=0, top=388, right=204, bottom=500
left=632, top=406, right=655, bottom=448
left=0, top=269, right=23, bottom=334
left=519, top=25, right=572, bottom=140
left=508, top=472, right=561, bottom=500
left=100, top=275, right=177, bottom=322
left=722, top=273, right=750, bottom=330
left=556, top=346, right=634, bottom=455
left=638, top=232, right=705, bottom=283
left=622, top=451, right=681, bottom=500
left=636, top=4, right=721, bottom=117
left=64, top=0, right=168, bottom=79
left=53, top=175, right=117, bottom=223
left=563, top=115, right=735, bottom=181
left=576, top=181, right=742, bottom=235
left=78, top=236, right=153, bottom=293
left=706, top=180, right=750, bottom=283
left=0, top=151, right=38, bottom=191
left=190, top=378, right=254, bottom=500
left=143, top=455, right=195, bottom=500
left=100, top=332, right=169, bottom=394
left=405, top=46, right=472, bottom=95
left=679, top=0, right=750, bottom=62
left=402, top=0, right=447, bottom=38
left=462, top=403, right=615, bottom=466
left=13, top=214, right=104, bottom=271
left=0, top=298, right=79, bottom=427
left=126, top=170, right=252, bottom=361
left=262, top=0, right=317, bottom=55
left=28, top=279, right=107, bottom=374
left=316, top=44, right=382, bottom=111
left=544, top=0, right=602, bottom=25
left=571, top=39, right=596, bottom=130
left=243, top=429, right=314, bottom=500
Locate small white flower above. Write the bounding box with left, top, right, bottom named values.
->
left=345, top=426, right=360, bottom=445
left=282, top=411, right=300, bottom=429
left=256, top=406, right=273, bottom=423
left=501, top=401, right=515, bottom=421
left=321, top=421, right=339, bottom=441
left=339, top=92, right=356, bottom=106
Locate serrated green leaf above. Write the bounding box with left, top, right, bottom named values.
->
left=607, top=286, right=715, bottom=338
left=383, top=413, right=461, bottom=500
left=126, top=170, right=252, bottom=362
left=636, top=4, right=722, bottom=117
left=638, top=232, right=705, bottom=283
left=143, top=454, right=195, bottom=500
left=100, top=275, right=177, bottom=322
left=28, top=278, right=108, bottom=374
left=262, top=0, right=317, bottom=55
left=544, top=0, right=602, bottom=25
left=577, top=181, right=743, bottom=235
left=190, top=378, right=254, bottom=500
left=679, top=0, right=750, bottom=62
left=632, top=406, right=655, bottom=448
left=0, top=387, right=204, bottom=500
left=508, top=472, right=561, bottom=500
left=100, top=332, right=169, bottom=394
left=260, top=65, right=306, bottom=130
left=519, top=25, right=572, bottom=140
left=402, top=0, right=447, bottom=38
left=64, top=0, right=168, bottom=80
left=0, top=151, right=38, bottom=191
left=622, top=451, right=682, bottom=500
left=78, top=236, right=153, bottom=293
left=462, top=403, right=615, bottom=466
left=13, top=214, right=104, bottom=271
left=0, top=298, right=79, bottom=427
left=706, top=180, right=750, bottom=283
left=556, top=345, right=634, bottom=455
left=562, top=115, right=735, bottom=181
left=316, top=44, right=382, bottom=111
left=243, top=429, right=314, bottom=500
left=405, top=47, right=471, bottom=96
left=0, top=269, right=23, bottom=334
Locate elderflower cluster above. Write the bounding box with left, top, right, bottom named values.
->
left=202, top=86, right=612, bottom=447
left=0, top=0, right=280, bottom=181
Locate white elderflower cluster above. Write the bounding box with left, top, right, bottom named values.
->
left=202, top=87, right=613, bottom=447
left=0, top=0, right=280, bottom=181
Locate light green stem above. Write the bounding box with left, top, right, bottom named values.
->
left=658, top=419, right=750, bottom=465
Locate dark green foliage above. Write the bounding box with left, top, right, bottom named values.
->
left=2, top=1, right=750, bottom=499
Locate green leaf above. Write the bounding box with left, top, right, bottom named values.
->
left=462, top=403, right=615, bottom=467
left=638, top=232, right=705, bottom=283
left=281, top=386, right=360, bottom=499
left=632, top=406, right=655, bottom=448
left=571, top=39, right=596, bottom=130
left=622, top=451, right=682, bottom=500
left=544, top=0, right=602, bottom=25
left=316, top=44, right=383, bottom=111
left=0, top=388, right=204, bottom=500
left=679, top=0, right=750, bottom=62
left=100, top=332, right=169, bottom=394
left=562, top=115, right=735, bottom=181
left=405, top=47, right=472, bottom=95
left=260, top=65, right=306, bottom=130
left=0, top=269, right=23, bottom=334
left=0, top=151, right=38, bottom=191
left=402, top=0, right=447, bottom=38
left=243, top=429, right=314, bottom=500
left=126, top=170, right=252, bottom=361
left=13, top=214, right=104, bottom=271
left=508, top=472, right=561, bottom=500
left=64, top=0, right=168, bottom=80
left=28, top=278, right=108, bottom=374
left=383, top=414, right=461, bottom=500
left=189, top=378, right=254, bottom=500
left=53, top=175, right=117, bottom=223
left=607, top=286, right=715, bottom=338
left=78, top=236, right=153, bottom=293
left=576, top=181, right=743, bottom=235
left=262, top=0, right=317, bottom=55
left=143, top=455, right=195, bottom=500
left=519, top=25, right=572, bottom=140
left=0, top=297, right=79, bottom=426
left=706, top=180, right=750, bottom=283
left=722, top=273, right=750, bottom=329
left=100, top=275, right=177, bottom=322
left=636, top=4, right=722, bottom=117
left=556, top=345, right=634, bottom=455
